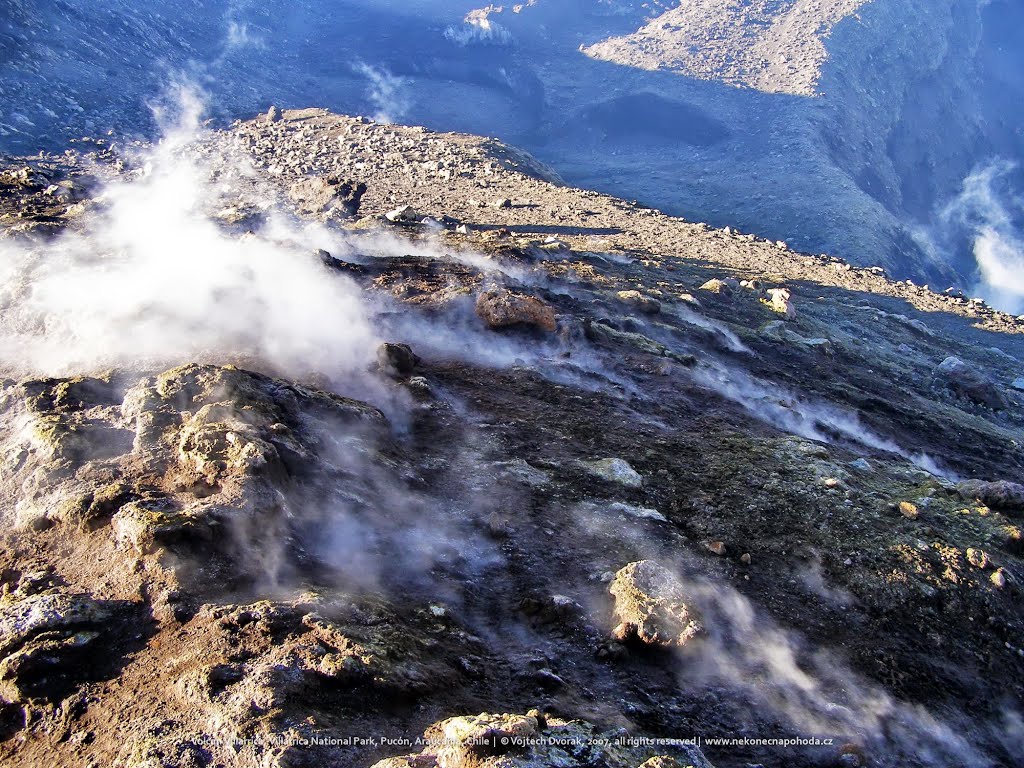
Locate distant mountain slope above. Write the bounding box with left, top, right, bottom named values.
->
left=581, top=0, right=869, bottom=96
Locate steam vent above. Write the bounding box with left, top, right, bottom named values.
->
left=1, top=2, right=1023, bottom=767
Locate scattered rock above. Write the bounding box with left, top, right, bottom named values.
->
left=704, top=541, right=727, bottom=556
left=582, top=458, right=643, bottom=489
left=489, top=459, right=551, bottom=488
left=264, top=105, right=281, bottom=123
left=1012, top=377, right=1024, bottom=392
left=740, top=553, right=752, bottom=565
left=609, top=560, right=702, bottom=648
left=476, top=289, right=557, bottom=332
left=991, top=569, right=1007, bottom=589
left=700, top=278, right=733, bottom=296
left=850, top=458, right=872, bottom=472
left=934, top=357, right=1009, bottom=410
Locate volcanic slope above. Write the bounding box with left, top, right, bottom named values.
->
left=0, top=109, right=1022, bottom=768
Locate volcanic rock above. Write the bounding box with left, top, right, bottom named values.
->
left=935, top=357, right=1009, bottom=409
left=0, top=590, right=116, bottom=702
left=582, top=458, right=644, bottom=489
left=377, top=342, right=420, bottom=379
left=766, top=287, right=796, bottom=319
left=700, top=278, right=733, bottom=296
left=384, top=205, right=423, bottom=224
left=288, top=175, right=366, bottom=217
left=617, top=289, right=661, bottom=314
left=957, top=480, right=1024, bottom=512
left=609, top=560, right=702, bottom=648
left=475, top=289, right=557, bottom=332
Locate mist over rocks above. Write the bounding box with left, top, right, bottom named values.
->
left=1, top=105, right=1024, bottom=768
left=6, top=0, right=1024, bottom=304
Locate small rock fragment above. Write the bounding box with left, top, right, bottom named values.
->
left=966, top=548, right=989, bottom=569
left=899, top=501, right=919, bottom=520
left=704, top=540, right=727, bottom=556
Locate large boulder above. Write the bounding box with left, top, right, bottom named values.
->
left=476, top=289, right=557, bottom=333
left=609, top=560, right=702, bottom=648
left=935, top=356, right=1009, bottom=409
left=957, top=479, right=1024, bottom=513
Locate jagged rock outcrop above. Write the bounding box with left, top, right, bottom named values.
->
left=0, top=588, right=118, bottom=703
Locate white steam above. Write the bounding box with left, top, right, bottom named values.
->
left=353, top=62, right=410, bottom=125
left=925, top=159, right=1024, bottom=313
left=0, top=87, right=378, bottom=383
left=225, top=21, right=267, bottom=52
left=683, top=578, right=995, bottom=766
left=692, top=360, right=953, bottom=478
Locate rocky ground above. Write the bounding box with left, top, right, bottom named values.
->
left=0, top=109, right=1023, bottom=768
